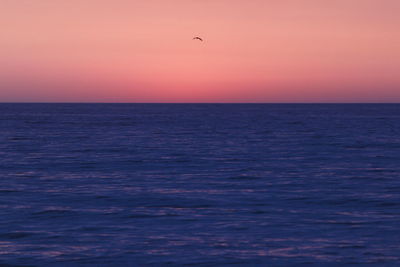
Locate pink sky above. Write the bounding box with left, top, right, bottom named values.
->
left=1, top=0, right=399, bottom=102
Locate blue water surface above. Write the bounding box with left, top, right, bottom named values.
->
left=0, top=104, right=399, bottom=266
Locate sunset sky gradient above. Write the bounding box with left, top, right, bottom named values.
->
left=1, top=0, right=399, bottom=102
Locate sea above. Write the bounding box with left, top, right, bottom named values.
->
left=0, top=103, right=399, bottom=266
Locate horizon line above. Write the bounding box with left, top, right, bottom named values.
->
left=0, top=102, right=399, bottom=104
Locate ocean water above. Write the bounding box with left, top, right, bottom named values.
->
left=0, top=103, right=399, bottom=266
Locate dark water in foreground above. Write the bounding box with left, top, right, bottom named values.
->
left=0, top=104, right=400, bottom=266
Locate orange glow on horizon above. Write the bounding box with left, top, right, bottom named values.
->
left=1, top=0, right=399, bottom=102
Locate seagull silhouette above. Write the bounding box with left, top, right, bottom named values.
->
left=193, top=37, right=203, bottom=42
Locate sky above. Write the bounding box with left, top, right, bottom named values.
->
left=1, top=0, right=399, bottom=102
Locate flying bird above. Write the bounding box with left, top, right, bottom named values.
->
left=193, top=37, right=203, bottom=42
